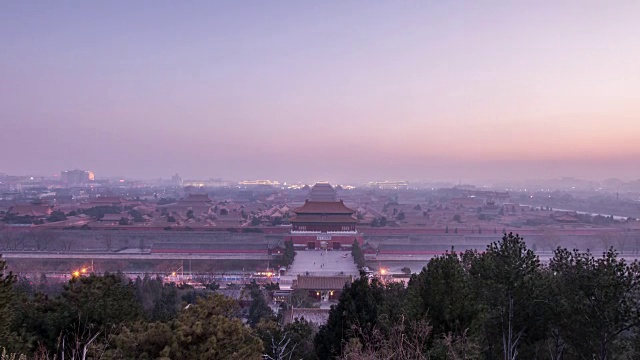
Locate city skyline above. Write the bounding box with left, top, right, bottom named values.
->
left=1, top=2, right=639, bottom=183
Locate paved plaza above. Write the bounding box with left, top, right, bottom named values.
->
left=288, top=249, right=359, bottom=276
left=279, top=249, right=359, bottom=289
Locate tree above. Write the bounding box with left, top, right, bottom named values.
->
left=351, top=240, right=365, bottom=269
left=0, top=254, right=15, bottom=344
left=290, top=288, right=317, bottom=308
left=27, top=228, right=55, bottom=251
left=62, top=272, right=144, bottom=327
left=271, top=217, right=283, bottom=226
left=83, top=206, right=120, bottom=220
left=109, top=294, right=263, bottom=359
left=133, top=275, right=181, bottom=322
left=248, top=286, right=274, bottom=327
left=186, top=209, right=194, bottom=219
left=282, top=239, right=296, bottom=268
left=251, top=217, right=261, bottom=226
left=453, top=214, right=462, bottom=222
left=256, top=319, right=289, bottom=360
left=128, top=209, right=144, bottom=222
left=549, top=248, right=640, bottom=360
left=407, top=251, right=478, bottom=340
left=47, top=210, right=67, bottom=222
left=263, top=282, right=280, bottom=291
left=257, top=318, right=318, bottom=360
left=316, top=276, right=410, bottom=359
left=283, top=318, right=318, bottom=360
left=157, top=197, right=177, bottom=205
left=13, top=273, right=143, bottom=356
left=397, top=211, right=405, bottom=221
left=339, top=317, right=432, bottom=360
left=315, top=276, right=386, bottom=358
left=469, top=233, right=546, bottom=360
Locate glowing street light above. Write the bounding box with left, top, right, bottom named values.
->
left=72, top=271, right=80, bottom=277
left=380, top=268, right=387, bottom=275
left=169, top=266, right=184, bottom=280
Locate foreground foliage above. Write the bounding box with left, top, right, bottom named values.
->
left=2, top=232, right=640, bottom=359
left=317, top=233, right=640, bottom=360
left=106, top=294, right=263, bottom=359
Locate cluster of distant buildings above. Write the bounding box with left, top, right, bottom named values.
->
left=2, top=168, right=639, bottom=236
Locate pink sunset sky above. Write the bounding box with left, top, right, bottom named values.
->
left=1, top=1, right=639, bottom=183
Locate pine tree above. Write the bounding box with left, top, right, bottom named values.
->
left=0, top=255, right=15, bottom=344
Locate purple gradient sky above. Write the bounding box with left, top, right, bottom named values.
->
left=1, top=1, right=639, bottom=183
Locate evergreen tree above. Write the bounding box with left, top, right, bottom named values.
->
left=248, top=286, right=274, bottom=327
left=407, top=251, right=478, bottom=338
left=351, top=240, right=365, bottom=268
left=282, top=239, right=296, bottom=267
left=470, top=233, right=546, bottom=360
left=315, top=276, right=410, bottom=359
left=0, top=254, right=15, bottom=344
left=110, top=294, right=263, bottom=359
left=549, top=248, right=640, bottom=360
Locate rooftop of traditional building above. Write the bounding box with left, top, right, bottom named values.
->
left=294, top=200, right=355, bottom=214
left=309, top=182, right=336, bottom=202
left=294, top=275, right=353, bottom=290
left=290, top=214, right=358, bottom=224
left=180, top=193, right=213, bottom=203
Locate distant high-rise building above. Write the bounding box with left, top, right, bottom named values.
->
left=368, top=181, right=409, bottom=189
left=172, top=173, right=183, bottom=186
left=238, top=180, right=280, bottom=186
left=61, top=169, right=94, bottom=185
left=309, top=182, right=337, bottom=202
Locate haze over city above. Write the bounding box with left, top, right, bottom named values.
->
left=2, top=1, right=639, bottom=182
left=5, top=2, right=640, bottom=359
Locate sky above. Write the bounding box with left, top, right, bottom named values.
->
left=1, top=1, right=639, bottom=184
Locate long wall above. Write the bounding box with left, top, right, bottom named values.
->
left=2, top=227, right=638, bottom=255
left=0, top=229, right=280, bottom=252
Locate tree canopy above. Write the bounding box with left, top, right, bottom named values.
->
left=4, top=231, right=640, bottom=360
